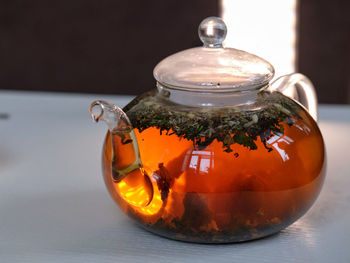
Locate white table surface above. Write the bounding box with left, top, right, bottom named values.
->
left=1, top=90, right=350, bottom=263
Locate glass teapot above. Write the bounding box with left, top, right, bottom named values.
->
left=89, top=17, right=325, bottom=243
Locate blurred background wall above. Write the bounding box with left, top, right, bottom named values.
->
left=298, top=0, right=349, bottom=104
left=0, top=0, right=349, bottom=104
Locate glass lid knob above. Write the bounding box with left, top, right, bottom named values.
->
left=198, top=17, right=227, bottom=48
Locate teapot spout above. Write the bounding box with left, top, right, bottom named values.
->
left=89, top=100, right=153, bottom=207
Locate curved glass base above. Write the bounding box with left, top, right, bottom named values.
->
left=138, top=219, right=289, bottom=244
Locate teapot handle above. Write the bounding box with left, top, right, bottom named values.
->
left=269, top=73, right=318, bottom=121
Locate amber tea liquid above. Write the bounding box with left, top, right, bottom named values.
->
left=102, top=108, right=325, bottom=243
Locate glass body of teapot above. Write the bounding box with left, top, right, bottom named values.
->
left=90, top=17, right=326, bottom=243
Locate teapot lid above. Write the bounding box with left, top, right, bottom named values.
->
left=153, top=17, right=275, bottom=92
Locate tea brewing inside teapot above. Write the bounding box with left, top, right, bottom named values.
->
left=92, top=17, right=326, bottom=243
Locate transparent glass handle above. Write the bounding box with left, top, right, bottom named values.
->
left=270, top=73, right=318, bottom=121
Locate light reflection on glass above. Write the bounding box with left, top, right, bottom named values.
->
left=295, top=123, right=311, bottom=134
left=185, top=148, right=214, bottom=175
left=267, top=134, right=294, bottom=162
